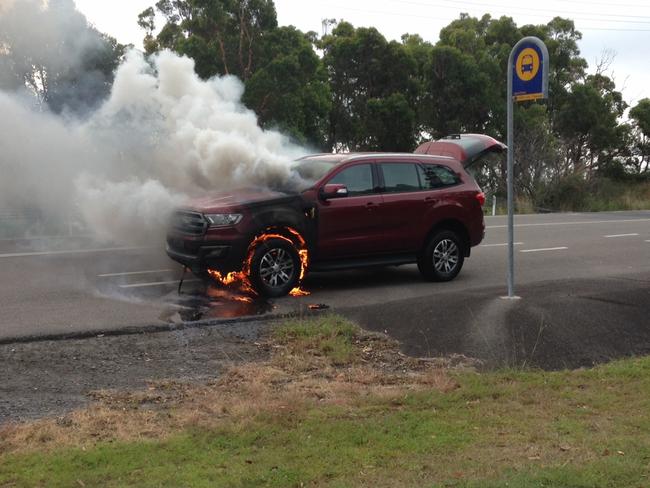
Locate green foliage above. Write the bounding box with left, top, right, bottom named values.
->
left=513, top=104, right=560, bottom=200
left=242, top=27, right=331, bottom=148
left=536, top=175, right=650, bottom=212
left=540, top=17, right=587, bottom=99
left=628, top=99, right=650, bottom=176
left=140, top=0, right=278, bottom=80
left=366, top=93, right=417, bottom=151
left=555, top=74, right=628, bottom=173
left=536, top=173, right=591, bottom=211
left=423, top=45, right=491, bottom=138
left=630, top=98, right=650, bottom=137
left=319, top=22, right=420, bottom=151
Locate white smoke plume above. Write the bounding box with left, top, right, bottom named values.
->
left=0, top=5, right=307, bottom=244
left=0, top=0, right=113, bottom=113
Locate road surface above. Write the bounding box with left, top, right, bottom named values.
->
left=0, top=210, right=649, bottom=348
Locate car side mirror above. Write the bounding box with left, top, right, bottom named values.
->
left=320, top=184, right=349, bottom=200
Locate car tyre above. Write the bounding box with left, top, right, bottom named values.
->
left=249, top=238, right=300, bottom=297
left=418, top=230, right=465, bottom=282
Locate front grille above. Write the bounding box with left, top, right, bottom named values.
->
left=170, top=210, right=207, bottom=236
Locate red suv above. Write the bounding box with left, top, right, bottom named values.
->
left=167, top=134, right=505, bottom=297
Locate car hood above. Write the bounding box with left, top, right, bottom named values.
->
left=182, top=188, right=295, bottom=213
left=415, top=134, right=507, bottom=167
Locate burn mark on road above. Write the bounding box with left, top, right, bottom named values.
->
left=93, top=265, right=277, bottom=322
left=160, top=284, right=274, bottom=323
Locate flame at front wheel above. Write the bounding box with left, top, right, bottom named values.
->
left=208, top=226, right=310, bottom=298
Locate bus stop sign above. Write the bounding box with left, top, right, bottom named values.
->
left=511, top=39, right=549, bottom=102
left=504, top=36, right=549, bottom=299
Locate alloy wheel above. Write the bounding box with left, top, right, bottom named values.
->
left=433, top=239, right=459, bottom=274
left=259, top=248, right=295, bottom=288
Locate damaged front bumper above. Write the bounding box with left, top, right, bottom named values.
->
left=166, top=235, right=247, bottom=274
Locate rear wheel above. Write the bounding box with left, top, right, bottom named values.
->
left=249, top=238, right=300, bottom=297
left=418, top=230, right=465, bottom=282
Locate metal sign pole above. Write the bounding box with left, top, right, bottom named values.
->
left=505, top=36, right=549, bottom=299
left=506, top=52, right=515, bottom=298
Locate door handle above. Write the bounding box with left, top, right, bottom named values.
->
left=425, top=197, right=438, bottom=204
left=365, top=202, right=378, bottom=210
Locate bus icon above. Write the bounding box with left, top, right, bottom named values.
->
left=522, top=54, right=534, bottom=73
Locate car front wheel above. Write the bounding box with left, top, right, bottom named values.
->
left=249, top=238, right=300, bottom=297
left=418, top=230, right=465, bottom=282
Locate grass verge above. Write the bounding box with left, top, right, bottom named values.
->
left=1, top=315, right=650, bottom=487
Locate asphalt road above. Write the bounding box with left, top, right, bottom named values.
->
left=1, top=211, right=649, bottom=366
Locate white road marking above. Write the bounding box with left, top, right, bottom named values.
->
left=604, top=233, right=640, bottom=238
left=0, top=247, right=151, bottom=259
left=520, top=247, right=568, bottom=253
left=119, top=279, right=201, bottom=289
left=98, top=269, right=172, bottom=278
left=480, top=242, right=523, bottom=247
left=486, top=218, right=650, bottom=229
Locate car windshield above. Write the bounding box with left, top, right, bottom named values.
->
left=289, top=157, right=340, bottom=190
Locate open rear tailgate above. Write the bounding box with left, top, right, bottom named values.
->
left=415, top=134, right=506, bottom=168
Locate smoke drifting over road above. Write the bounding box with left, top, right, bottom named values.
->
left=0, top=1, right=305, bottom=244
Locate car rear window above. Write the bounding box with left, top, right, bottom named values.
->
left=418, top=164, right=461, bottom=189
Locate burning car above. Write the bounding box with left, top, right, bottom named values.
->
left=166, top=134, right=505, bottom=297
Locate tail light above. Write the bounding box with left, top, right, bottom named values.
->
left=475, top=191, right=486, bottom=206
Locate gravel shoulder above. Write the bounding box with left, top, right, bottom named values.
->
left=0, top=321, right=271, bottom=423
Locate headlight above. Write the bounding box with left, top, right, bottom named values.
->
left=204, top=213, right=243, bottom=227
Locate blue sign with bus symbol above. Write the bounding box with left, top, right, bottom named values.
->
left=512, top=43, right=547, bottom=102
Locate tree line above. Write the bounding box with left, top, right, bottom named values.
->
left=2, top=0, right=648, bottom=208
left=136, top=1, right=649, bottom=203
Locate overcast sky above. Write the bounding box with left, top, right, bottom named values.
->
left=75, top=0, right=650, bottom=108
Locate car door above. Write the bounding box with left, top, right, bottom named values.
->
left=316, top=162, right=385, bottom=259
left=378, top=160, right=428, bottom=253
left=417, top=162, right=467, bottom=237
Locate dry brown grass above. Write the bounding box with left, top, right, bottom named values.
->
left=0, top=320, right=470, bottom=456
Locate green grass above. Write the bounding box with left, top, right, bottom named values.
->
left=3, top=318, right=650, bottom=487
left=273, top=315, right=358, bottom=365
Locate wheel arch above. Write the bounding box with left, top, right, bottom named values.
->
left=423, top=219, right=471, bottom=257
left=247, top=224, right=308, bottom=251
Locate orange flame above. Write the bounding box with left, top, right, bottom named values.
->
left=289, top=248, right=311, bottom=296
left=207, top=269, right=256, bottom=295
left=208, top=226, right=310, bottom=297
left=289, top=287, right=310, bottom=297
left=232, top=296, right=254, bottom=303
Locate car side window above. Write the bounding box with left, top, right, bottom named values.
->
left=381, top=163, right=421, bottom=193
left=328, top=164, right=375, bottom=196
left=418, top=164, right=461, bottom=190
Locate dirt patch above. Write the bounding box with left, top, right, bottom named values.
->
left=0, top=320, right=270, bottom=423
